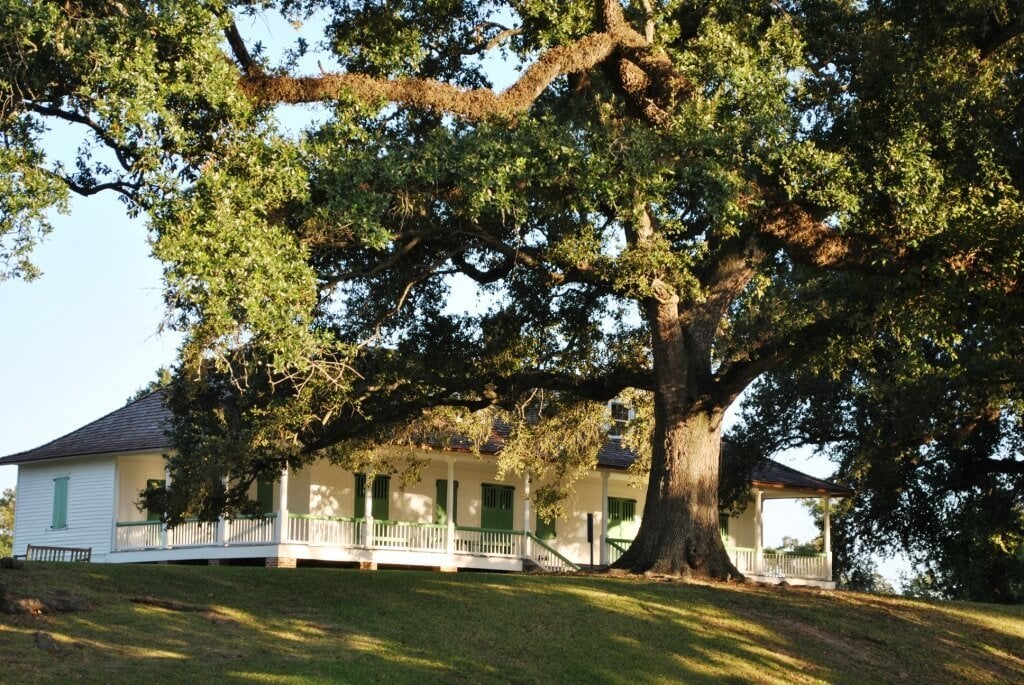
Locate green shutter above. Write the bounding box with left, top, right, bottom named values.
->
left=52, top=476, right=69, bottom=529
left=146, top=479, right=166, bottom=521
left=355, top=474, right=390, bottom=520
left=435, top=479, right=458, bottom=525
left=481, top=484, right=514, bottom=530
left=257, top=479, right=274, bottom=514
left=535, top=513, right=556, bottom=540
left=719, top=513, right=730, bottom=541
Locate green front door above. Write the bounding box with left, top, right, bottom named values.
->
left=481, top=484, right=514, bottom=530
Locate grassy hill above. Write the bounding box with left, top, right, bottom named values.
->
left=1, top=563, right=1022, bottom=684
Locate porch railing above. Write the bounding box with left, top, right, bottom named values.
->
left=286, top=514, right=363, bottom=546
left=115, top=521, right=162, bottom=550
left=226, top=515, right=276, bottom=545
left=606, top=538, right=631, bottom=565
left=525, top=533, right=580, bottom=572
left=761, top=551, right=826, bottom=579
left=453, top=526, right=523, bottom=558
left=373, top=520, right=447, bottom=552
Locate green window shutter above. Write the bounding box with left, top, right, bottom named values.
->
left=355, top=474, right=390, bottom=520
left=481, top=484, right=514, bottom=530
left=719, top=514, right=730, bottom=541
left=535, top=513, right=556, bottom=540
left=257, top=479, right=274, bottom=514
left=435, top=479, right=458, bottom=525
left=52, top=476, right=69, bottom=529
left=146, top=479, right=166, bottom=521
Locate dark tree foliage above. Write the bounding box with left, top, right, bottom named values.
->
left=3, top=1, right=1024, bottom=579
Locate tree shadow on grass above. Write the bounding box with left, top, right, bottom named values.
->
left=1, top=565, right=1022, bottom=684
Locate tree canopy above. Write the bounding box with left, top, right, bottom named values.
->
left=3, top=0, right=1023, bottom=580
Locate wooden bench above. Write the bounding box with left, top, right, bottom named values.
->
left=25, top=544, right=92, bottom=562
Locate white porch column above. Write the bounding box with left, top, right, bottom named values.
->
left=217, top=477, right=230, bottom=546
left=523, top=471, right=532, bottom=559
left=823, top=494, right=832, bottom=581
left=753, top=489, right=764, bottom=576
left=364, top=475, right=375, bottom=548
left=600, top=471, right=610, bottom=565
left=446, top=457, right=455, bottom=555
left=276, top=466, right=290, bottom=543
left=161, top=465, right=171, bottom=549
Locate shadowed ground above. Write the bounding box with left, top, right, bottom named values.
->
left=1, top=563, right=1021, bottom=683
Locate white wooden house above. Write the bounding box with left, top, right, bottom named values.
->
left=2, top=391, right=851, bottom=587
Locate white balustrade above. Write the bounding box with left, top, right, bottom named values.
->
left=166, top=520, right=219, bottom=547
left=115, top=522, right=162, bottom=550
left=453, top=527, right=523, bottom=557
left=287, top=515, right=363, bottom=547
left=371, top=520, right=447, bottom=551
left=226, top=515, right=277, bottom=544
left=761, top=552, right=826, bottom=579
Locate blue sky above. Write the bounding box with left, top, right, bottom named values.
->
left=0, top=194, right=182, bottom=493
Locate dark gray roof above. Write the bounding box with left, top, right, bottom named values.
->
left=0, top=390, right=851, bottom=495
left=0, top=391, right=171, bottom=464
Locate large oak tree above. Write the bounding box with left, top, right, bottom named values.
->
left=3, top=1, right=1023, bottom=579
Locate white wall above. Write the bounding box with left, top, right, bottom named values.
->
left=13, top=456, right=116, bottom=561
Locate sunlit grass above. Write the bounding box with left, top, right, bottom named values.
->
left=0, top=563, right=1021, bottom=683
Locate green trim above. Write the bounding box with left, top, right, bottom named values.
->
left=287, top=513, right=361, bottom=522
left=116, top=520, right=162, bottom=527
left=607, top=538, right=630, bottom=555
left=455, top=525, right=526, bottom=535
left=51, top=476, right=69, bottom=529
left=526, top=532, right=580, bottom=571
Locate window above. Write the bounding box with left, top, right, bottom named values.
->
left=256, top=479, right=274, bottom=514
left=609, top=402, right=631, bottom=438
left=355, top=474, right=390, bottom=520
left=146, top=479, right=166, bottom=522
left=719, top=514, right=730, bottom=542
left=435, top=479, right=459, bottom=525
left=535, top=513, right=556, bottom=540
left=481, top=483, right=515, bottom=530
left=607, top=497, right=637, bottom=539
left=51, top=476, right=69, bottom=529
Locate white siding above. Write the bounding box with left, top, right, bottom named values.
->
left=12, top=457, right=116, bottom=562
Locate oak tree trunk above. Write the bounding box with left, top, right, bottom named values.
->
left=613, top=296, right=742, bottom=580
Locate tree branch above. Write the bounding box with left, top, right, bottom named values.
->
left=239, top=31, right=619, bottom=118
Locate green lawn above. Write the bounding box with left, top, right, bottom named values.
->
left=1, top=563, right=1022, bottom=683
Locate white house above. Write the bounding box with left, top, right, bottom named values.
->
left=1, top=391, right=852, bottom=587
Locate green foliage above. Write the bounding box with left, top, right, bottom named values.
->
left=0, top=487, right=14, bottom=557
left=7, top=1, right=1024, bottom=575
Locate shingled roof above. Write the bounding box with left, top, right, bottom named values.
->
left=0, top=391, right=852, bottom=495
left=0, top=391, right=171, bottom=464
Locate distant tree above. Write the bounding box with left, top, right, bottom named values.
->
left=127, top=367, right=173, bottom=405
left=733, top=344, right=1024, bottom=603
left=5, top=1, right=1024, bottom=580
left=0, top=488, right=14, bottom=557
